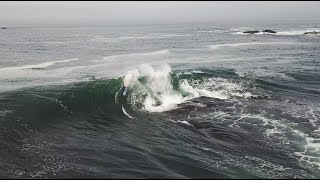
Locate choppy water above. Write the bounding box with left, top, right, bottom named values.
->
left=1, top=22, right=320, bottom=178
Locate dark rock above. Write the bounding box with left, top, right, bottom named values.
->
left=30, top=68, right=45, bottom=70
left=1, top=27, right=6, bottom=29
left=243, top=30, right=260, bottom=34
left=262, top=29, right=276, bottom=33
left=304, top=31, right=320, bottom=35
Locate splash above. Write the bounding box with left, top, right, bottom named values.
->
left=123, top=64, right=254, bottom=112
left=126, top=64, right=182, bottom=112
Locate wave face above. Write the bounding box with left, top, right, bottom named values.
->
left=1, top=23, right=320, bottom=179
left=1, top=64, right=320, bottom=179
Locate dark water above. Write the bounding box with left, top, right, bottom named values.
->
left=1, top=22, right=320, bottom=178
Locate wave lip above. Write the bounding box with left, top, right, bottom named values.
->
left=0, top=49, right=171, bottom=93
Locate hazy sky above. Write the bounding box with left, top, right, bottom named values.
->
left=0, top=1, right=320, bottom=26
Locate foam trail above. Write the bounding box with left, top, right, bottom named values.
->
left=208, top=42, right=294, bottom=49
left=103, top=50, right=170, bottom=61
left=197, top=30, right=214, bottom=33
left=276, top=29, right=320, bottom=36
left=0, top=58, right=79, bottom=71
left=122, top=105, right=134, bottom=119
left=169, top=120, right=194, bottom=128
left=178, top=120, right=194, bottom=127
left=93, top=34, right=190, bottom=42
left=114, top=85, right=123, bottom=104
left=230, top=27, right=253, bottom=31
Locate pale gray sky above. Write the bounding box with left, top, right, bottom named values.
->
left=0, top=1, right=320, bottom=26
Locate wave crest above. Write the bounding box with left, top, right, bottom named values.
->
left=123, top=64, right=255, bottom=112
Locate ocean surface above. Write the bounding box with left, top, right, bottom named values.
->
left=1, top=22, right=320, bottom=178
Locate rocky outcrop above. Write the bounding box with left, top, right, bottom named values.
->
left=242, top=29, right=277, bottom=34
left=241, top=29, right=320, bottom=35
left=304, top=31, right=320, bottom=35
left=262, top=29, right=276, bottom=33
left=1, top=27, right=6, bottom=29
left=243, top=30, right=260, bottom=34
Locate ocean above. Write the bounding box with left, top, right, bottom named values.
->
left=1, top=22, right=320, bottom=178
